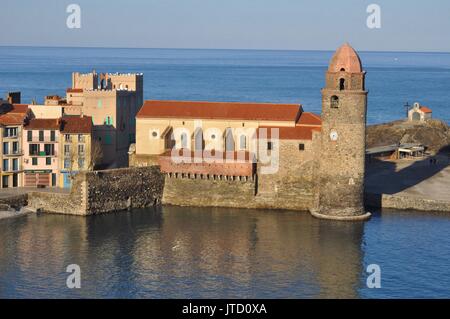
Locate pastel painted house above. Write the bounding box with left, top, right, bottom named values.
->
left=0, top=103, right=31, bottom=188
left=22, top=118, right=60, bottom=187
left=59, top=115, right=93, bottom=188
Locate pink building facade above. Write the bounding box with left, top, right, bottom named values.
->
left=22, top=119, right=60, bottom=187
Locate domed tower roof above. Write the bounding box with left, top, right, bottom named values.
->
left=328, top=43, right=363, bottom=73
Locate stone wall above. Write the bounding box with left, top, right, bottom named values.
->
left=163, top=175, right=257, bottom=208
left=365, top=193, right=450, bottom=213
left=0, top=194, right=28, bottom=210
left=162, top=172, right=315, bottom=211
left=27, top=191, right=83, bottom=214
left=161, top=144, right=317, bottom=211
left=28, top=169, right=87, bottom=215
left=86, top=166, right=164, bottom=214
left=144, top=137, right=319, bottom=212
left=255, top=139, right=317, bottom=211
left=28, top=166, right=164, bottom=215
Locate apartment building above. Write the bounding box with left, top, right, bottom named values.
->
left=22, top=118, right=60, bottom=187
left=64, top=70, right=143, bottom=168
left=0, top=103, right=31, bottom=188
left=59, top=115, right=93, bottom=188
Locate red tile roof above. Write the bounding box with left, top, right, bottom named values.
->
left=0, top=113, right=27, bottom=125
left=0, top=104, right=29, bottom=125
left=259, top=112, right=322, bottom=140
left=137, top=100, right=303, bottom=122
left=328, top=43, right=363, bottom=73
left=420, top=106, right=432, bottom=113
left=24, top=118, right=61, bottom=130
left=259, top=125, right=321, bottom=141
left=296, top=112, right=321, bottom=126
left=60, top=116, right=92, bottom=134
left=11, top=104, right=29, bottom=113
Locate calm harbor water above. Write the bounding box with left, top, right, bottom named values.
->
left=0, top=46, right=450, bottom=124
left=0, top=207, right=449, bottom=299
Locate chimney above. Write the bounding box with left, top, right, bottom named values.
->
left=7, top=91, right=21, bottom=104
left=58, top=118, right=64, bottom=131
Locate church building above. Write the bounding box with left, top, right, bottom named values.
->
left=131, top=44, right=371, bottom=221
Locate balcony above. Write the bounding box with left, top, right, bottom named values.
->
left=3, top=134, right=19, bottom=139
left=3, top=165, right=22, bottom=172
left=29, top=151, right=57, bottom=157
left=3, top=150, right=23, bottom=157
left=27, top=138, right=59, bottom=143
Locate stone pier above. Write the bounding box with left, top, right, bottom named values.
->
left=27, top=166, right=164, bottom=215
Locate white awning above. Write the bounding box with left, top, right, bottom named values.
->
left=399, top=146, right=425, bottom=154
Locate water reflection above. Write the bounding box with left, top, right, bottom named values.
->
left=0, top=206, right=368, bottom=298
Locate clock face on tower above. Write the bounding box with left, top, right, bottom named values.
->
left=330, top=130, right=338, bottom=141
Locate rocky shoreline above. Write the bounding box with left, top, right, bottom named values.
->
left=367, top=119, right=450, bottom=154
left=0, top=206, right=34, bottom=220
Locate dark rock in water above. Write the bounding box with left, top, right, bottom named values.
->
left=367, top=119, right=450, bottom=153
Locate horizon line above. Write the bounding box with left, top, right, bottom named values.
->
left=1, top=44, right=449, bottom=55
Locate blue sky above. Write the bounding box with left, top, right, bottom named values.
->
left=1, top=0, right=449, bottom=51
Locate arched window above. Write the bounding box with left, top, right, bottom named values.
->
left=331, top=96, right=339, bottom=108
left=225, top=128, right=234, bottom=151
left=239, top=135, right=247, bottom=150
left=339, top=78, right=345, bottom=91
left=194, top=129, right=203, bottom=151
left=180, top=133, right=188, bottom=149
left=340, top=68, right=346, bottom=72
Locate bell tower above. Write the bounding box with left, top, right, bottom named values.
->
left=312, top=43, right=371, bottom=221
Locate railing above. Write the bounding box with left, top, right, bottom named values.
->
left=3, top=150, right=23, bottom=156
left=27, top=138, right=59, bottom=143
left=29, top=151, right=57, bottom=157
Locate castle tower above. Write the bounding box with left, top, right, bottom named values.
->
left=312, top=43, right=371, bottom=221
